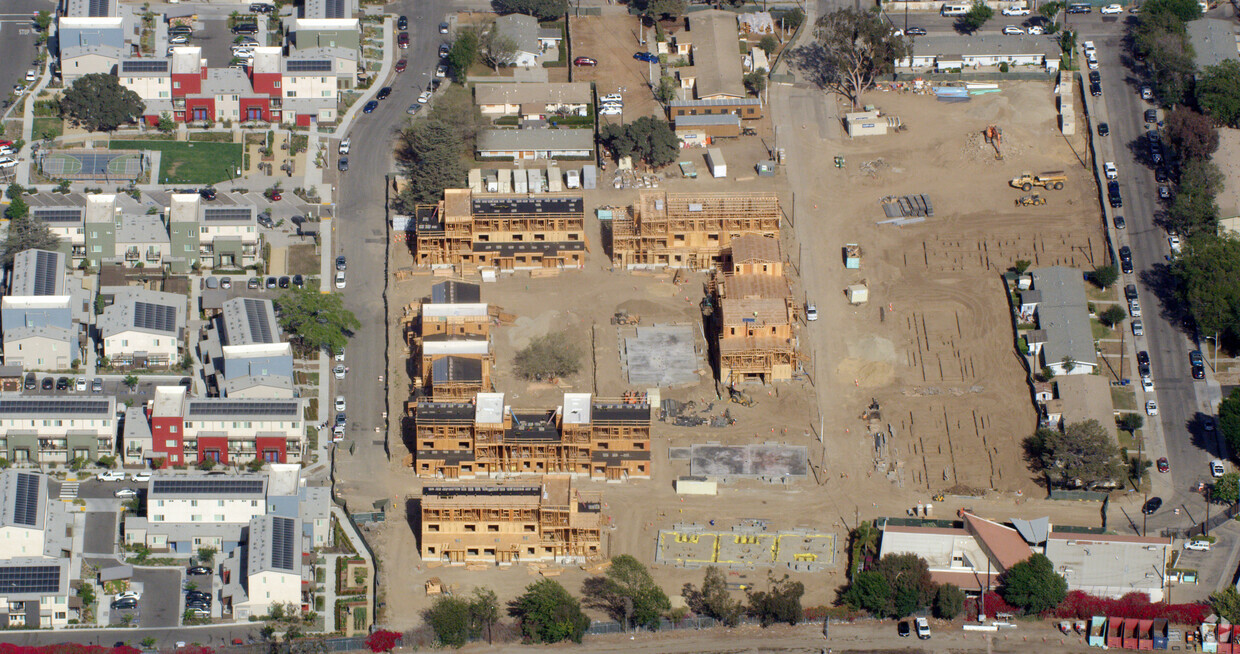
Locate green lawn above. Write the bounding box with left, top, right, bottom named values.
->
left=109, top=140, right=243, bottom=185
left=32, top=117, right=62, bottom=140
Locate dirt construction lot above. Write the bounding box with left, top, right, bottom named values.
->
left=570, top=15, right=662, bottom=123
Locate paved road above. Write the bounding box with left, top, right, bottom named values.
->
left=0, top=0, right=49, bottom=118
left=331, top=0, right=447, bottom=502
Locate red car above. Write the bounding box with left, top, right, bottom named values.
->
left=398, top=32, right=410, bottom=49
left=270, top=192, right=282, bottom=202
left=1157, top=457, right=1169, bottom=473
left=395, top=58, right=407, bottom=73
left=573, top=56, right=597, bottom=66
left=0, top=140, right=12, bottom=148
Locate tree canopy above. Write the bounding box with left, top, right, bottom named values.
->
left=509, top=579, right=590, bottom=644
left=582, top=555, right=670, bottom=630
left=273, top=288, right=361, bottom=355
left=394, top=119, right=467, bottom=207
left=958, top=1, right=995, bottom=33
left=1197, top=60, right=1240, bottom=127
left=934, top=584, right=965, bottom=619
left=746, top=574, right=805, bottom=627
left=492, top=0, right=567, bottom=20
left=1000, top=553, right=1068, bottom=614
left=682, top=566, right=742, bottom=626
left=598, top=116, right=681, bottom=169
left=1219, top=388, right=1240, bottom=458
left=1092, top=264, right=1118, bottom=289
left=1166, top=107, right=1220, bottom=162
left=1173, top=236, right=1240, bottom=341
left=447, top=29, right=480, bottom=80
left=2, top=206, right=61, bottom=267
left=1029, top=421, right=1123, bottom=488
left=480, top=26, right=518, bottom=69
left=842, top=571, right=892, bottom=617
left=796, top=9, right=909, bottom=108
left=61, top=73, right=144, bottom=132
left=425, top=596, right=473, bottom=647
left=843, top=553, right=934, bottom=618
left=1131, top=9, right=1196, bottom=106
left=632, top=0, right=687, bottom=20
left=1212, top=587, right=1240, bottom=624
left=1215, top=471, right=1240, bottom=504
left=1141, top=0, right=1202, bottom=22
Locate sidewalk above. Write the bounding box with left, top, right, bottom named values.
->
left=330, top=17, right=394, bottom=140
left=16, top=47, right=55, bottom=187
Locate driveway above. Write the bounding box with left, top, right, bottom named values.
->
left=82, top=511, right=117, bottom=555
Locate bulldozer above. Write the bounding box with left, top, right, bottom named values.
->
left=728, top=387, right=755, bottom=407
left=1009, top=171, right=1067, bottom=192
left=1015, top=194, right=1047, bottom=207
left=611, top=311, right=641, bottom=325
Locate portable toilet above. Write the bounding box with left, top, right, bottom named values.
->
left=1139, top=619, right=1155, bottom=650
left=1107, top=617, right=1124, bottom=649
left=846, top=283, right=868, bottom=305
left=1089, top=617, right=1108, bottom=648
left=1152, top=619, right=1168, bottom=650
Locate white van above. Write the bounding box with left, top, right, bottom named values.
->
left=941, top=3, right=970, bottom=15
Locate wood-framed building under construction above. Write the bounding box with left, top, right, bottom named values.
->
left=712, top=234, right=799, bottom=383
left=413, top=189, right=588, bottom=270
left=609, top=191, right=781, bottom=270
left=419, top=475, right=602, bottom=565
left=409, top=392, right=652, bottom=481
left=403, top=281, right=494, bottom=401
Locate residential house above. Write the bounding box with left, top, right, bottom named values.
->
left=0, top=397, right=116, bottom=465
left=57, top=14, right=125, bottom=82
left=413, top=189, right=587, bottom=269
left=671, top=11, right=746, bottom=101
left=0, top=471, right=48, bottom=558
left=123, top=475, right=268, bottom=554
left=492, top=14, right=561, bottom=67
left=0, top=558, right=70, bottom=628
left=97, top=286, right=187, bottom=369
left=476, top=129, right=594, bottom=160
left=896, top=34, right=1062, bottom=72
left=2, top=249, right=82, bottom=371
left=222, top=515, right=303, bottom=619
left=199, top=297, right=295, bottom=399
left=474, top=82, right=591, bottom=120
left=1020, top=267, right=1098, bottom=376
left=266, top=464, right=331, bottom=548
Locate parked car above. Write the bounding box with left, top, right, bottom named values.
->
left=132, top=472, right=151, bottom=482
left=439, top=43, right=451, bottom=57
left=250, top=3, right=274, bottom=12
left=418, top=90, right=432, bottom=104
left=111, top=597, right=138, bottom=610
left=395, top=58, right=407, bottom=73
left=1132, top=319, right=1144, bottom=336
left=633, top=52, right=658, bottom=63
left=915, top=617, right=931, bottom=640
left=334, top=364, right=346, bottom=379
left=187, top=566, right=212, bottom=576
left=573, top=56, right=598, bottom=66
left=337, top=156, right=349, bottom=171
left=398, top=31, right=410, bottom=48
left=376, top=86, right=392, bottom=100
left=898, top=621, right=911, bottom=637
left=440, top=22, right=450, bottom=33
left=1212, top=459, right=1226, bottom=477
left=232, top=23, right=259, bottom=35
left=363, top=100, right=378, bottom=113
left=335, top=271, right=346, bottom=288
left=56, top=377, right=69, bottom=390
left=1002, top=6, right=1030, bottom=14
left=1155, top=168, right=1169, bottom=183
left=1114, top=215, right=1126, bottom=229
left=278, top=276, right=290, bottom=289
left=24, top=373, right=36, bottom=390
left=114, top=488, right=138, bottom=498
left=220, top=277, right=232, bottom=289
left=1090, top=82, right=1102, bottom=96
left=1145, top=109, right=1158, bottom=124
left=1158, top=185, right=1171, bottom=199
left=1002, top=25, right=1025, bottom=34
left=92, top=378, right=104, bottom=392
left=336, top=255, right=347, bottom=270
left=248, top=277, right=261, bottom=289
left=1101, top=3, right=1123, bottom=13
left=407, top=103, right=422, bottom=115
left=906, top=26, right=927, bottom=35
left=1142, top=86, right=1154, bottom=100
left=335, top=395, right=346, bottom=412
left=1104, top=162, right=1117, bottom=180
left=293, top=274, right=304, bottom=288
left=1097, top=122, right=1109, bottom=136
left=266, top=276, right=277, bottom=288
left=436, top=64, right=448, bottom=78
left=1185, top=540, right=1211, bottom=551
left=41, top=377, right=53, bottom=390
left=1193, top=364, right=1205, bottom=379
left=1142, top=497, right=1162, bottom=514
left=116, top=591, right=140, bottom=601
left=98, top=470, right=126, bottom=482
left=397, top=15, right=408, bottom=30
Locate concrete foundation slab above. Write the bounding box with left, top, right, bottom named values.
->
left=623, top=324, right=700, bottom=387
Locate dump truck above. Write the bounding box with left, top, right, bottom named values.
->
left=1015, top=194, right=1046, bottom=206
left=1010, top=171, right=1066, bottom=191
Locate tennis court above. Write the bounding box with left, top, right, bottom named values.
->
left=40, top=149, right=144, bottom=181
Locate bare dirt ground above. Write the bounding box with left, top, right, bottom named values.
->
left=570, top=15, right=661, bottom=123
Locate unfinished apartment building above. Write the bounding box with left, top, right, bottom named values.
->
left=419, top=475, right=602, bottom=565
left=413, top=189, right=587, bottom=270
left=411, top=392, right=651, bottom=481
left=610, top=191, right=781, bottom=270
left=408, top=281, right=494, bottom=401
left=712, top=234, right=798, bottom=383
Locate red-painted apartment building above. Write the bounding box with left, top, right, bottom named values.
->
left=118, top=46, right=341, bottom=127
left=123, top=386, right=307, bottom=468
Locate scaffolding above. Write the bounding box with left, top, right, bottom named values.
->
left=610, top=191, right=782, bottom=269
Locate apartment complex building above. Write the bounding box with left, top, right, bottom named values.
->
left=711, top=235, right=798, bottom=383
left=411, top=392, right=652, bottom=480
left=1, top=249, right=85, bottom=371
left=97, top=286, right=187, bottom=369
left=610, top=191, right=781, bottom=270
left=0, top=471, right=49, bottom=559
left=413, top=190, right=587, bottom=270
left=124, top=386, right=306, bottom=467
left=0, top=558, right=70, bottom=629
left=124, top=475, right=267, bottom=553
left=0, top=397, right=117, bottom=465
left=200, top=297, right=295, bottom=398
left=420, top=476, right=602, bottom=565
left=34, top=193, right=260, bottom=273
left=222, top=515, right=304, bottom=619
left=410, top=281, right=493, bottom=401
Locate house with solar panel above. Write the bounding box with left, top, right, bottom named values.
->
left=168, top=194, right=261, bottom=271
left=124, top=386, right=306, bottom=467
left=200, top=297, right=296, bottom=399
left=0, top=397, right=117, bottom=465
left=97, top=286, right=186, bottom=370
left=57, top=0, right=127, bottom=83
left=1, top=249, right=86, bottom=371
left=0, top=471, right=50, bottom=559
left=124, top=475, right=268, bottom=554
left=221, top=515, right=304, bottom=619
left=0, top=558, right=71, bottom=628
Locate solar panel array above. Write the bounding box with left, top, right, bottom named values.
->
left=88, top=0, right=110, bottom=17
left=286, top=60, right=331, bottom=73
left=12, top=473, right=41, bottom=527
left=187, top=401, right=299, bottom=417
left=0, top=399, right=110, bottom=415
left=270, top=516, right=296, bottom=571
left=33, top=208, right=84, bottom=223
left=121, top=59, right=169, bottom=73
left=133, top=301, right=178, bottom=333
left=202, top=207, right=253, bottom=222
left=472, top=197, right=584, bottom=215
left=151, top=478, right=265, bottom=495
left=243, top=299, right=274, bottom=343
left=324, top=0, right=345, bottom=18
left=32, top=251, right=59, bottom=296
left=0, top=564, right=61, bottom=594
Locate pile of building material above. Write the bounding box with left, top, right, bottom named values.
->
left=880, top=194, right=934, bottom=218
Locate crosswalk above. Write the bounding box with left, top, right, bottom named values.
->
left=59, top=482, right=79, bottom=499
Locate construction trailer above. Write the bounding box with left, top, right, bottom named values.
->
left=413, top=189, right=588, bottom=270
left=711, top=234, right=798, bottom=383
left=419, top=475, right=603, bottom=565
left=408, top=392, right=653, bottom=481
left=844, top=110, right=902, bottom=137
left=705, top=147, right=727, bottom=178
left=610, top=191, right=781, bottom=270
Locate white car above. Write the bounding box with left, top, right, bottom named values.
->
left=335, top=348, right=346, bottom=362
left=97, top=470, right=126, bottom=482
left=806, top=303, right=818, bottom=321
left=0, top=157, right=17, bottom=169
left=1083, top=40, right=1096, bottom=54
left=1141, top=377, right=1154, bottom=392
left=600, top=93, right=622, bottom=103
left=335, top=395, right=346, bottom=412
left=1169, top=235, right=1182, bottom=252
left=600, top=106, right=623, bottom=116
left=115, top=591, right=141, bottom=601
left=1087, top=57, right=1099, bottom=70
left=1129, top=299, right=1142, bottom=317
left=333, top=425, right=345, bottom=442
left=1028, top=25, right=1044, bottom=34
left=1211, top=459, right=1226, bottom=477
left=75, top=377, right=87, bottom=391
left=1002, top=6, right=1030, bottom=15
left=435, top=65, right=447, bottom=78
left=1104, top=162, right=1117, bottom=179
left=1132, top=319, right=1144, bottom=336
left=417, top=90, right=432, bottom=104
left=334, top=270, right=346, bottom=288
left=1101, top=3, right=1123, bottom=12
left=338, top=138, right=350, bottom=155
left=1185, top=540, right=1212, bottom=551
left=24, top=69, right=37, bottom=82
left=131, top=472, right=151, bottom=482
left=1145, top=400, right=1158, bottom=415
left=169, top=34, right=189, bottom=44
left=115, top=488, right=138, bottom=498
left=334, top=364, right=346, bottom=380
left=1002, top=25, right=1025, bottom=35
left=1141, top=86, right=1153, bottom=100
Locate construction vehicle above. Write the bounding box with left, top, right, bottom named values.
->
left=1009, top=171, right=1067, bottom=192
left=611, top=311, right=641, bottom=325
left=728, top=387, right=755, bottom=407
left=1015, top=194, right=1047, bottom=206
left=984, top=124, right=1003, bottom=159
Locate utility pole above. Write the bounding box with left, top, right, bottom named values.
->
left=1205, top=487, right=1212, bottom=537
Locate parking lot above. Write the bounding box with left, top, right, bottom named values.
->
left=108, top=567, right=182, bottom=628
left=569, top=15, right=662, bottom=122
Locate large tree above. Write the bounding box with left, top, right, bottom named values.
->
left=1166, top=107, right=1220, bottom=161
left=1212, top=587, right=1240, bottom=624
left=508, top=579, right=590, bottom=644
left=273, top=288, right=361, bottom=355
left=1030, top=421, right=1123, bottom=488
left=2, top=207, right=61, bottom=267
left=797, top=9, right=909, bottom=108
left=1167, top=186, right=1221, bottom=236
left=394, top=119, right=467, bottom=207
left=492, top=0, right=567, bottom=20
left=1214, top=471, right=1240, bottom=504
left=446, top=29, right=480, bottom=80
left=632, top=0, right=686, bottom=20
left=958, top=1, right=995, bottom=33
left=1141, top=0, right=1201, bottom=21
left=745, top=574, right=805, bottom=627
left=1197, top=60, right=1240, bottom=127
left=61, top=73, right=144, bottom=132
left=682, top=566, right=742, bottom=626
left=1132, top=11, right=1196, bottom=106
left=469, top=587, right=500, bottom=645
left=1000, top=553, right=1068, bottom=615
left=424, top=596, right=474, bottom=647
left=841, top=570, right=891, bottom=617
left=934, top=584, right=965, bottom=619
left=1173, top=235, right=1240, bottom=341
left=598, top=116, right=680, bottom=169
left=1219, top=388, right=1240, bottom=457
left=873, top=553, right=935, bottom=618
left=582, top=555, right=670, bottom=631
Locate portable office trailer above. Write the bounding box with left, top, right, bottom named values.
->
left=582, top=164, right=597, bottom=190
left=566, top=169, right=581, bottom=189
left=468, top=168, right=483, bottom=193
left=527, top=168, right=544, bottom=193
left=513, top=169, right=529, bottom=193
left=485, top=172, right=499, bottom=193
